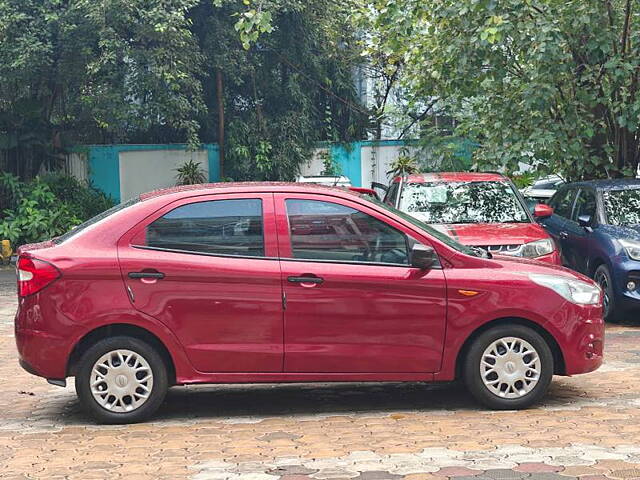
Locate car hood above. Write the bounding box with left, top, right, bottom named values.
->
left=426, top=221, right=548, bottom=246
left=597, top=223, right=640, bottom=241
left=487, top=254, right=594, bottom=283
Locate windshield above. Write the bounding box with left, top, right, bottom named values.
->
left=603, top=188, right=640, bottom=226
left=53, top=197, right=140, bottom=244
left=369, top=196, right=480, bottom=257
left=399, top=181, right=529, bottom=224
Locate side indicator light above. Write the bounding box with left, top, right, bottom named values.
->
left=458, top=289, right=480, bottom=297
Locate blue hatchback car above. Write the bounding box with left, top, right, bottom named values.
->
left=540, top=179, right=640, bottom=321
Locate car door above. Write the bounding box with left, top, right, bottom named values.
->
left=117, top=193, right=283, bottom=373
left=540, top=187, right=577, bottom=266
left=274, top=192, right=447, bottom=373
left=563, top=188, right=597, bottom=273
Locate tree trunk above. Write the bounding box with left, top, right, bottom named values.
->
left=216, top=68, right=225, bottom=180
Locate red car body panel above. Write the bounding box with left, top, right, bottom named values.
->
left=390, top=173, right=562, bottom=266
left=15, top=183, right=603, bottom=388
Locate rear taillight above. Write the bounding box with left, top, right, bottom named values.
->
left=17, top=256, right=61, bottom=297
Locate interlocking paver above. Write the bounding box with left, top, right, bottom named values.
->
left=2, top=268, right=640, bottom=480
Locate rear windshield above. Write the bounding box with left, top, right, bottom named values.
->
left=53, top=197, right=140, bottom=244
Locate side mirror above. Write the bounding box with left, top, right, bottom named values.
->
left=411, top=244, right=438, bottom=270
left=533, top=204, right=554, bottom=218
left=578, top=215, right=593, bottom=230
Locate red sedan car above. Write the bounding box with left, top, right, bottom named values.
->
left=384, top=173, right=562, bottom=265
left=15, top=183, right=603, bottom=423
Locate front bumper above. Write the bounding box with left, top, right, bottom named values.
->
left=554, top=302, right=604, bottom=376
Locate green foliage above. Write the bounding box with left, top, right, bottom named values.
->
left=319, top=149, right=341, bottom=176
left=1, top=0, right=369, bottom=181
left=387, top=153, right=419, bottom=178
left=510, top=172, right=537, bottom=190
left=175, top=159, right=208, bottom=185
left=365, top=0, right=640, bottom=180
left=0, top=173, right=114, bottom=246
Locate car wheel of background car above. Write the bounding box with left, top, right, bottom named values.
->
left=594, top=264, right=617, bottom=322
left=463, top=325, right=553, bottom=410
left=75, top=336, right=168, bottom=424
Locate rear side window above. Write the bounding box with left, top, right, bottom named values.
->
left=134, top=199, right=264, bottom=257
left=285, top=199, right=409, bottom=265
left=53, top=197, right=140, bottom=244
left=550, top=188, right=576, bottom=219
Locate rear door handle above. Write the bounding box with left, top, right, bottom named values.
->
left=288, top=275, right=323, bottom=284
left=559, top=231, right=569, bottom=239
left=128, top=271, right=165, bottom=279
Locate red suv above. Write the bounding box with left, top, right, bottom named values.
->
left=15, top=183, right=603, bottom=423
left=385, top=173, right=561, bottom=265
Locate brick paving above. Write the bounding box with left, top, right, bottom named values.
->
left=1, top=268, right=640, bottom=479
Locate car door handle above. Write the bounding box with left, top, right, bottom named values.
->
left=128, top=271, right=165, bottom=279
left=559, top=231, right=569, bottom=239
left=288, top=275, right=324, bottom=284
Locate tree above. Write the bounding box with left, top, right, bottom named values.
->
left=364, top=0, right=640, bottom=180
left=0, top=0, right=204, bottom=179
left=1, top=0, right=370, bottom=182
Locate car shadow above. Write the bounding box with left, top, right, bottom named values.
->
left=50, top=379, right=601, bottom=425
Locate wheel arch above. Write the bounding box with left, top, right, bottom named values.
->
left=66, top=323, right=177, bottom=385
left=454, top=317, right=566, bottom=379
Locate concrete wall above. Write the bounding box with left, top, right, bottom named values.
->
left=119, top=149, right=209, bottom=202
left=67, top=144, right=220, bottom=203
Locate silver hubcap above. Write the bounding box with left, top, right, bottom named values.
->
left=90, top=349, right=153, bottom=413
left=480, top=337, right=541, bottom=399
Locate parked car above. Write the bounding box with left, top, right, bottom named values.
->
left=384, top=173, right=562, bottom=265
left=540, top=179, right=640, bottom=321
left=522, top=175, right=565, bottom=203
left=16, top=182, right=603, bottom=423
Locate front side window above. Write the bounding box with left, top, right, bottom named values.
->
left=550, top=188, right=576, bottom=219
left=286, top=199, right=409, bottom=265
left=399, top=181, right=529, bottom=224
left=572, top=189, right=597, bottom=222
left=603, top=188, right=640, bottom=226
left=136, top=199, right=264, bottom=257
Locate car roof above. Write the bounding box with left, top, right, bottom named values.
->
left=392, top=172, right=507, bottom=183
left=562, top=178, right=640, bottom=191
left=139, top=181, right=362, bottom=201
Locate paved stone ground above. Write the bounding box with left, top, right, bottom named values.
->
left=2, top=268, right=640, bottom=480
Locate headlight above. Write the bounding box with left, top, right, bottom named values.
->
left=529, top=273, right=601, bottom=305
left=520, top=239, right=555, bottom=258
left=619, top=239, right=640, bottom=261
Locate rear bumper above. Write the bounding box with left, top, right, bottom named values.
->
left=15, top=327, right=69, bottom=379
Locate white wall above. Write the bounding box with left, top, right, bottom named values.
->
left=119, top=149, right=209, bottom=201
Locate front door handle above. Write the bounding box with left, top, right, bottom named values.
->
left=128, top=271, right=165, bottom=280
left=288, top=275, right=324, bottom=284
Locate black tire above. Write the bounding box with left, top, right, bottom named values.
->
left=75, top=336, right=168, bottom=424
left=594, top=264, right=617, bottom=322
left=463, top=325, right=554, bottom=410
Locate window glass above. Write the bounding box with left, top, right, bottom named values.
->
left=286, top=199, right=409, bottom=265
left=550, top=188, right=576, bottom=218
left=603, top=188, right=640, bottom=226
left=385, top=183, right=399, bottom=206
left=399, top=181, right=529, bottom=224
left=54, top=197, right=140, bottom=244
left=137, top=199, right=264, bottom=257
left=572, top=189, right=597, bottom=222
